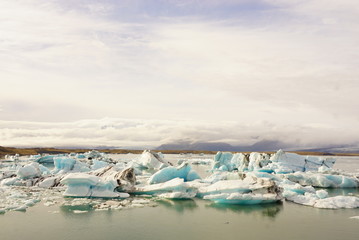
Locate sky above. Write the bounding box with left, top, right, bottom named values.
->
left=1, top=0, right=359, bottom=149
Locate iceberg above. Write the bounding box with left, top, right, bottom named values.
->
left=52, top=157, right=90, bottom=174
left=61, top=167, right=135, bottom=198
left=269, top=150, right=336, bottom=173
left=287, top=192, right=359, bottom=209
left=33, top=155, right=55, bottom=164
left=91, top=159, right=109, bottom=170
left=148, top=162, right=201, bottom=184
left=212, top=152, right=234, bottom=171
left=17, top=162, right=49, bottom=179
left=133, top=178, right=198, bottom=199
left=203, top=192, right=281, bottom=205
left=283, top=172, right=359, bottom=188
left=61, top=173, right=129, bottom=198
left=247, top=152, right=272, bottom=171
left=135, top=150, right=172, bottom=170
left=279, top=179, right=316, bottom=198
left=212, top=150, right=336, bottom=174
left=198, top=176, right=283, bottom=205
left=198, top=177, right=282, bottom=197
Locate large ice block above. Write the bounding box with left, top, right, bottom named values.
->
left=133, top=178, right=198, bottom=199
left=283, top=172, right=359, bottom=188
left=134, top=150, right=172, bottom=170
left=16, top=162, right=46, bottom=179
left=61, top=167, right=135, bottom=198
left=148, top=162, right=201, bottom=184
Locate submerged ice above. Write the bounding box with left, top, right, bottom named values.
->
left=1, top=149, right=359, bottom=214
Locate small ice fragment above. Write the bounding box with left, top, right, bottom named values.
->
left=73, top=210, right=88, bottom=214
left=316, top=190, right=328, bottom=199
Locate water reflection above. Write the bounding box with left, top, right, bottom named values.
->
left=59, top=204, right=95, bottom=217
left=205, top=202, right=283, bottom=219
left=155, top=199, right=198, bottom=213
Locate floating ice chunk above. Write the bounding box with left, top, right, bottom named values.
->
left=157, top=191, right=197, bottom=199
left=350, top=216, right=359, bottom=220
left=53, top=157, right=76, bottom=173
left=134, top=150, right=171, bottom=170
left=38, top=176, right=61, bottom=188
left=134, top=178, right=198, bottom=199
left=279, top=179, right=315, bottom=198
left=314, top=196, right=359, bottom=209
left=270, top=150, right=335, bottom=173
left=199, top=179, right=252, bottom=196
left=17, top=162, right=43, bottom=179
left=287, top=191, right=359, bottom=209
left=286, top=192, right=319, bottom=206
left=93, top=166, right=136, bottom=192
left=61, top=167, right=136, bottom=198
left=91, top=159, right=109, bottom=170
left=212, top=152, right=272, bottom=173
left=1, top=177, right=21, bottom=186
left=0, top=186, right=41, bottom=213
left=33, top=155, right=54, bottom=164
left=86, top=150, right=104, bottom=159
left=204, top=192, right=281, bottom=205
left=247, top=171, right=281, bottom=181
left=76, top=154, right=86, bottom=159
left=248, top=152, right=271, bottom=171
left=212, top=152, right=234, bottom=171
left=52, top=157, right=90, bottom=174
left=148, top=163, right=201, bottom=184
left=61, top=173, right=129, bottom=198
left=316, top=189, right=329, bottom=199
left=284, top=172, right=359, bottom=188
left=73, top=210, right=88, bottom=213
left=198, top=177, right=282, bottom=202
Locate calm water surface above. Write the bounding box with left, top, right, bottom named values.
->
left=0, top=154, right=358, bottom=240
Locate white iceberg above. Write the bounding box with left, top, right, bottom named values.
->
left=61, top=167, right=136, bottom=198
left=52, top=157, right=90, bottom=174
left=16, top=162, right=49, bottom=179
left=212, top=152, right=235, bottom=171
left=269, top=150, right=336, bottom=173
left=198, top=177, right=281, bottom=197
left=204, top=192, right=281, bottom=205
left=287, top=193, right=359, bottom=209
left=134, top=178, right=198, bottom=199
left=32, top=155, right=55, bottom=164
left=148, top=162, right=201, bottom=184
left=135, top=150, right=172, bottom=170
left=283, top=172, right=359, bottom=188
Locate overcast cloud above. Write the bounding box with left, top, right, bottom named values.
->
left=1, top=0, right=359, bottom=148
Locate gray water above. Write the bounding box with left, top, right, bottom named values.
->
left=1, top=154, right=359, bottom=240
left=1, top=198, right=358, bottom=240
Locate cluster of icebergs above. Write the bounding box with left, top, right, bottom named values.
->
left=1, top=149, right=359, bottom=214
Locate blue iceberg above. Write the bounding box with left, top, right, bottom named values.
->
left=148, top=162, right=201, bottom=184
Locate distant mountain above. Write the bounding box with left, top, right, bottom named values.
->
left=156, top=140, right=291, bottom=152
left=296, top=145, right=359, bottom=153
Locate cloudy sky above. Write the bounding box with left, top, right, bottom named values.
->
left=1, top=0, right=359, bottom=149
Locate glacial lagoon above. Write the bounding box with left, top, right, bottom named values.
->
left=1, top=154, right=359, bottom=240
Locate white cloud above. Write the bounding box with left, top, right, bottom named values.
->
left=1, top=0, right=359, bottom=147
left=0, top=118, right=358, bottom=148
